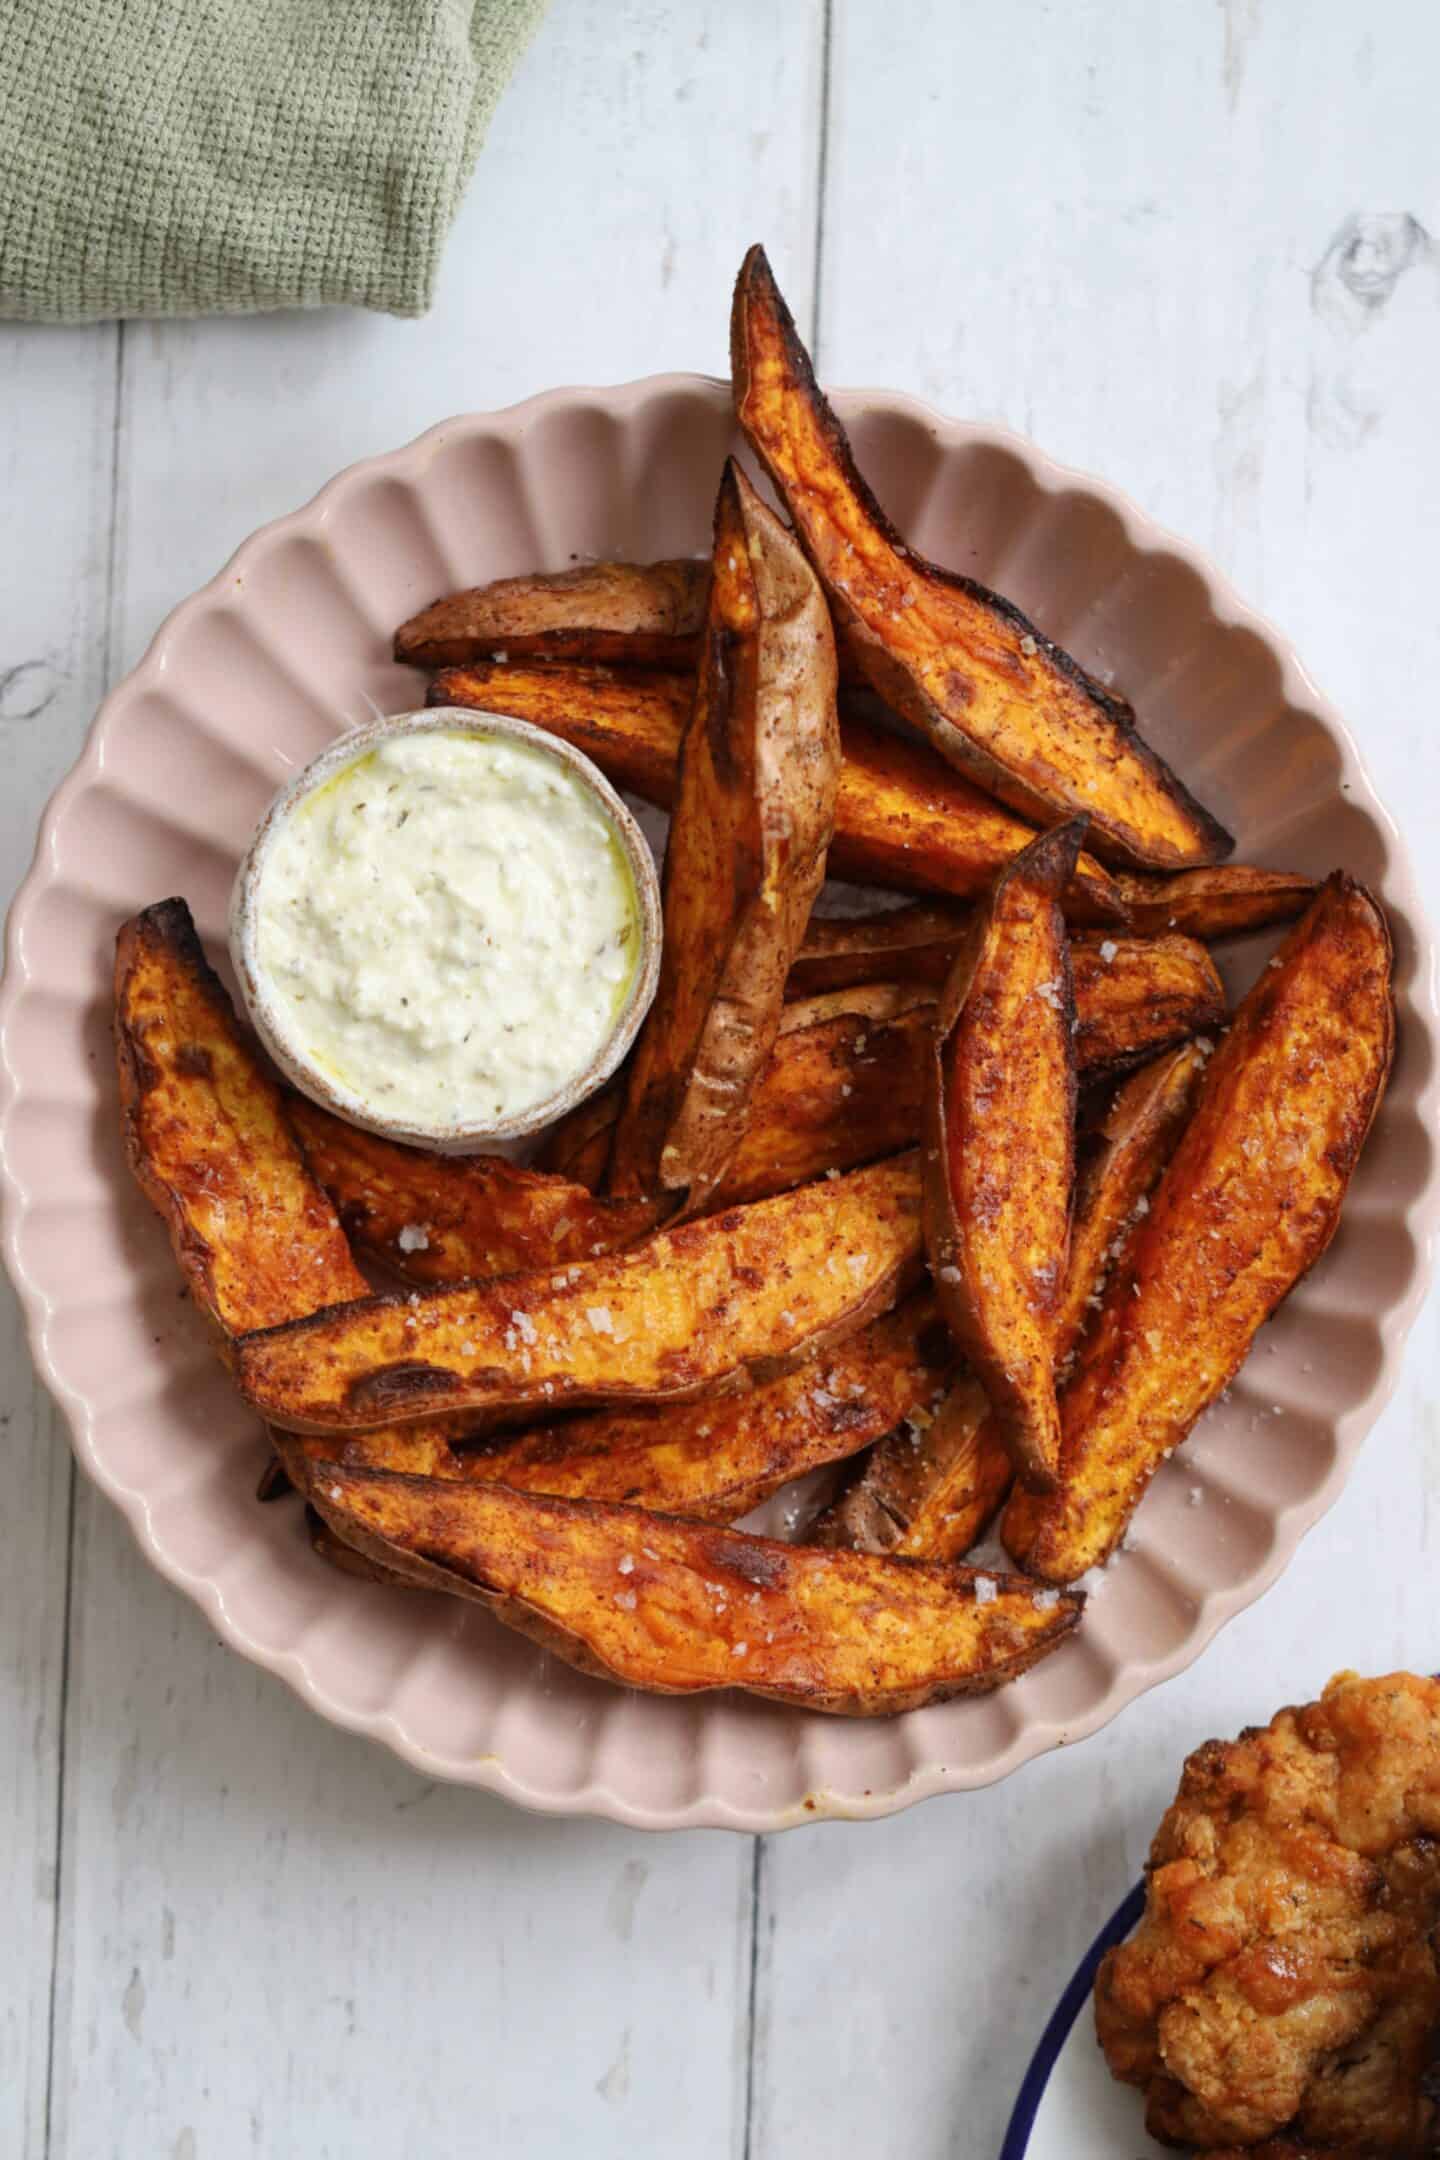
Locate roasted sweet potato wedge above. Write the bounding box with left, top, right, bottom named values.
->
left=787, top=904, right=969, bottom=996
left=1004, top=874, right=1394, bottom=1582
left=299, top=1293, right=954, bottom=1526
left=236, top=1153, right=925, bottom=1434
left=544, top=944, right=1222, bottom=1206
left=924, top=823, right=1085, bottom=1492
left=286, top=1094, right=668, bottom=1286
left=1110, top=864, right=1318, bottom=941
left=731, top=245, right=1232, bottom=873
left=116, top=899, right=368, bottom=1336
left=609, top=459, right=840, bottom=1205
left=787, top=910, right=1228, bottom=1061
left=816, top=1039, right=1208, bottom=1558
left=396, top=557, right=709, bottom=673
left=430, top=660, right=1127, bottom=923
left=307, top=1462, right=1083, bottom=1713
left=1071, top=932, right=1226, bottom=1079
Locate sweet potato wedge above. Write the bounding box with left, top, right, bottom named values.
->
left=816, top=1039, right=1207, bottom=1558
left=236, top=1153, right=925, bottom=1434
left=1071, top=932, right=1226, bottom=1079
left=1110, top=865, right=1318, bottom=941
left=1004, top=874, right=1395, bottom=1582
left=286, top=1094, right=668, bottom=1286
left=115, top=899, right=368, bottom=1336
left=429, top=660, right=1127, bottom=923
left=731, top=245, right=1232, bottom=872
left=307, top=1463, right=1083, bottom=1714
left=396, top=558, right=709, bottom=673
left=609, top=459, right=840, bottom=1205
left=787, top=910, right=1228, bottom=1060
left=923, top=823, right=1085, bottom=1492
left=544, top=946, right=1222, bottom=1206
left=299, top=1293, right=954, bottom=1526
left=115, top=900, right=492, bottom=1499
left=787, top=904, right=969, bottom=996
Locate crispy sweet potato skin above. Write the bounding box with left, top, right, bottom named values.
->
left=286, top=1094, right=667, bottom=1286
left=1113, top=865, right=1317, bottom=941
left=731, top=244, right=1232, bottom=872
left=610, top=460, right=839, bottom=1205
left=818, top=1041, right=1207, bottom=1558
left=236, top=1154, right=925, bottom=1434
left=115, top=900, right=368, bottom=1336
left=430, top=660, right=1126, bottom=923
left=308, top=1463, right=1083, bottom=1714
left=923, top=823, right=1084, bottom=1492
left=544, top=946, right=1222, bottom=1205
left=396, top=558, right=709, bottom=673
left=304, top=1293, right=954, bottom=1524
left=1005, top=874, right=1395, bottom=1581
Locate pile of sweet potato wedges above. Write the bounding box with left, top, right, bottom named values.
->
left=115, top=249, right=1394, bottom=1716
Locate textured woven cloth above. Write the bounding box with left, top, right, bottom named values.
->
left=1, top=0, right=547, bottom=321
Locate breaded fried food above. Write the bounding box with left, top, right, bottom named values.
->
left=1096, top=1672, right=1440, bottom=2155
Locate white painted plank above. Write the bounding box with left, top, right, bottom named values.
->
left=0, top=318, right=119, bottom=2160
left=756, top=5, right=1440, bottom=2155
left=44, top=5, right=825, bottom=2155
left=50, top=1501, right=756, bottom=2160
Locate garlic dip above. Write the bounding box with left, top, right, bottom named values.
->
left=251, top=728, right=642, bottom=1130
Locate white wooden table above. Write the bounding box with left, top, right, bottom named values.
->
left=4, top=4, right=1438, bottom=2153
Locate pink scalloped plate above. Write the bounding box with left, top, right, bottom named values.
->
left=2, top=377, right=1436, bottom=1830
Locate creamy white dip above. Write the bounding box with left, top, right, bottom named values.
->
left=253, top=730, right=640, bottom=1129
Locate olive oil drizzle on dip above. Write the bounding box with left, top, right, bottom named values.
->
left=253, top=730, right=641, bottom=1129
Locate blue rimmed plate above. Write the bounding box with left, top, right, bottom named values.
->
left=1000, top=1883, right=1161, bottom=2158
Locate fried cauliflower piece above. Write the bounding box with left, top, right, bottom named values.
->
left=1096, top=1672, right=1440, bottom=2154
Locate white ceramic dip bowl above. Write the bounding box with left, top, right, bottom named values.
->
left=228, top=708, right=662, bottom=1153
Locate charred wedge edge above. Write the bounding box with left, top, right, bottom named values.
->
left=430, top=660, right=1129, bottom=924
left=1004, top=873, right=1394, bottom=1581
left=395, top=557, right=709, bottom=673
left=236, top=1153, right=926, bottom=1435
left=923, top=822, right=1085, bottom=1494
left=731, top=243, right=1233, bottom=872
left=609, top=459, right=840, bottom=1205
left=307, top=1463, right=1084, bottom=1714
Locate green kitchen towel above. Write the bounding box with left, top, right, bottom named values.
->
left=1, top=0, right=548, bottom=322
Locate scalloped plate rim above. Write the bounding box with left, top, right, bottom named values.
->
left=2, top=372, right=1437, bottom=1831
